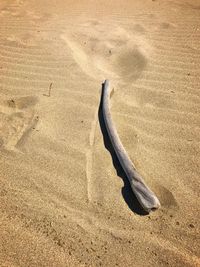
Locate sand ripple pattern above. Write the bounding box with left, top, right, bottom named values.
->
left=0, top=1, right=200, bottom=267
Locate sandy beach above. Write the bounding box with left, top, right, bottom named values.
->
left=0, top=0, right=200, bottom=266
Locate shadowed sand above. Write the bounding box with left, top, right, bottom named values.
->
left=0, top=0, right=200, bottom=266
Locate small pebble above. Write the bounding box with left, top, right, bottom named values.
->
left=189, top=223, right=195, bottom=228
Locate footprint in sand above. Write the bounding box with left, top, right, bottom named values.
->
left=153, top=184, right=178, bottom=210
left=0, top=96, right=38, bottom=151
left=61, top=21, right=150, bottom=82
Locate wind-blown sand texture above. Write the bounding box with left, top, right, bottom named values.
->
left=0, top=0, right=200, bottom=266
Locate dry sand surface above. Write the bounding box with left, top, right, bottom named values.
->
left=0, top=0, right=200, bottom=266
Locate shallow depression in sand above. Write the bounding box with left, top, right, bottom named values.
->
left=61, top=22, right=149, bottom=82
left=0, top=96, right=38, bottom=150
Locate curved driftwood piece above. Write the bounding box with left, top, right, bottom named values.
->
left=102, top=80, right=161, bottom=213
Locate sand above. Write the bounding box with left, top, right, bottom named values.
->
left=0, top=0, right=200, bottom=266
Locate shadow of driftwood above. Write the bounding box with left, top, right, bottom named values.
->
left=98, top=83, right=148, bottom=216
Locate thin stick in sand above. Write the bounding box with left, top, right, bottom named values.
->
left=43, top=82, right=53, bottom=97
left=102, top=80, right=161, bottom=213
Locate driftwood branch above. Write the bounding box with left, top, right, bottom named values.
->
left=102, top=80, right=161, bottom=213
